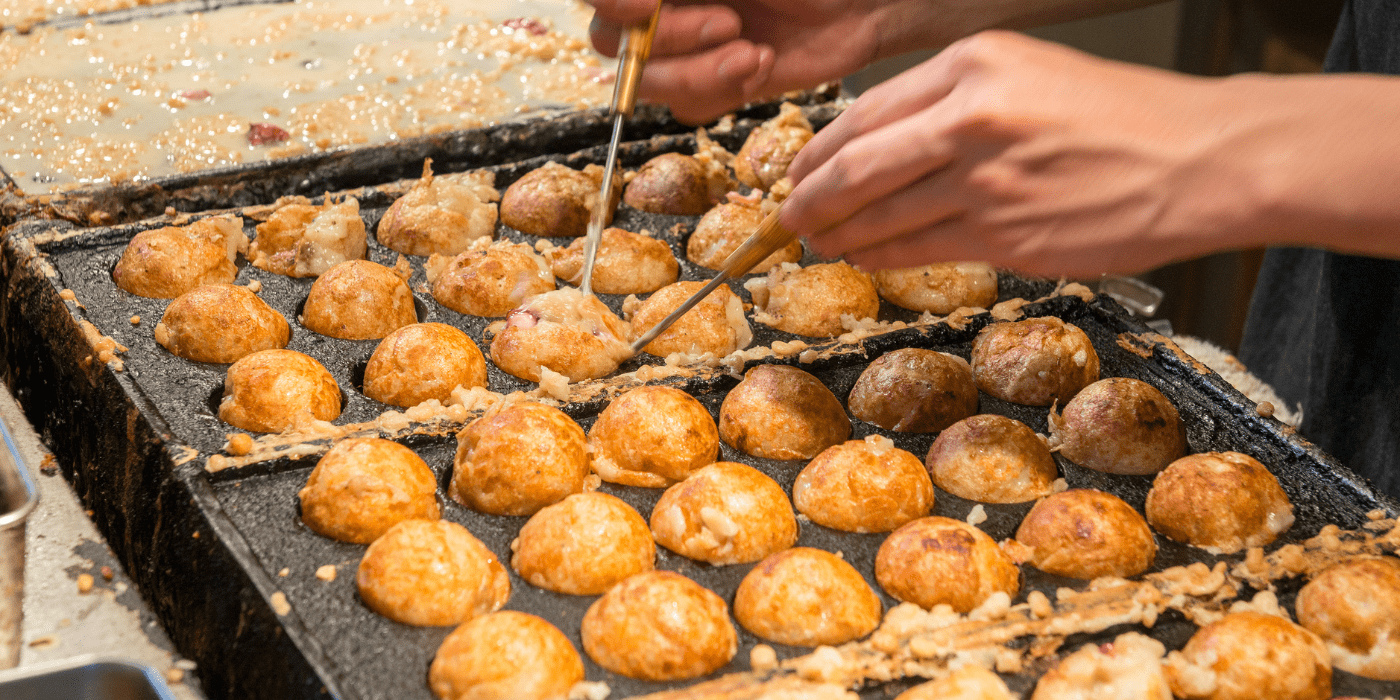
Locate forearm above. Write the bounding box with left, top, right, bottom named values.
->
left=872, top=0, right=1168, bottom=57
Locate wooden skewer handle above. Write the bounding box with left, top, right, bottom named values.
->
left=718, top=205, right=799, bottom=278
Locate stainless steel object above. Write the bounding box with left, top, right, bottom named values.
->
left=0, top=409, right=38, bottom=670
left=0, top=656, right=179, bottom=700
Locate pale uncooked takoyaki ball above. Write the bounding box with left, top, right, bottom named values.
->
left=1031, top=632, right=1172, bottom=700
left=489, top=288, right=632, bottom=382
left=363, top=323, right=487, bottom=408
left=113, top=216, right=246, bottom=298
left=450, top=402, right=589, bottom=516
left=733, top=103, right=814, bottom=191
left=624, top=152, right=731, bottom=215
left=1296, top=557, right=1400, bottom=680
left=650, top=461, right=797, bottom=565
left=298, top=438, right=439, bottom=544
left=1011, top=489, right=1156, bottom=579
left=588, top=386, right=719, bottom=488
left=1164, top=612, right=1331, bottom=700
left=847, top=348, right=978, bottom=433
left=875, top=516, right=1020, bottom=612
left=218, top=349, right=341, bottom=433
left=1144, top=452, right=1294, bottom=554
left=733, top=547, right=882, bottom=647
left=429, top=611, right=583, bottom=700
left=896, top=665, right=1014, bottom=700
left=545, top=227, right=678, bottom=294
left=1048, top=377, right=1186, bottom=475
left=719, top=364, right=850, bottom=460
left=250, top=196, right=367, bottom=278
left=427, top=241, right=554, bottom=318
left=356, top=519, right=511, bottom=627
left=302, top=259, right=418, bottom=340
left=499, top=162, right=616, bottom=237
left=971, top=317, right=1099, bottom=406
left=510, top=492, right=654, bottom=596
left=628, top=281, right=752, bottom=359
left=580, top=570, right=737, bottom=681
left=155, top=284, right=289, bottom=363
left=925, top=414, right=1058, bottom=504
left=748, top=262, right=880, bottom=338
left=687, top=199, right=803, bottom=274
left=792, top=435, right=934, bottom=533
left=377, top=164, right=499, bottom=256
left=873, top=262, right=998, bottom=314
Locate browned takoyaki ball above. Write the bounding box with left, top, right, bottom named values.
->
left=898, top=665, right=1015, bottom=700
left=733, top=103, right=814, bottom=191
left=429, top=611, right=583, bottom=700
left=489, top=288, right=632, bottom=382
left=686, top=198, right=803, bottom=273
left=356, top=519, right=510, bottom=627
left=545, top=228, right=678, bottom=294
left=792, top=436, right=934, bottom=533
left=1011, top=489, right=1156, bottom=579
left=218, top=349, right=341, bottom=433
left=847, top=348, right=978, bottom=433
left=1144, top=452, right=1294, bottom=555
left=113, top=216, right=246, bottom=298
left=1048, top=377, right=1186, bottom=475
left=376, top=163, right=499, bottom=257
left=427, top=241, right=554, bottom=318
left=719, top=364, right=851, bottom=460
left=581, top=570, right=737, bottom=682
left=875, top=516, right=1020, bottom=612
left=873, top=262, right=999, bottom=314
left=925, top=414, right=1058, bottom=504
left=1031, top=632, right=1171, bottom=700
left=510, top=492, right=654, bottom=596
left=624, top=152, right=731, bottom=215
left=450, top=402, right=589, bottom=516
left=734, top=547, right=881, bottom=647
left=748, top=262, right=880, bottom=338
left=588, top=386, right=719, bottom=488
left=301, top=260, right=418, bottom=340
left=650, top=461, right=798, bottom=565
left=1165, top=612, right=1331, bottom=700
left=154, top=284, right=289, bottom=364
left=499, top=162, right=617, bottom=237
left=628, top=281, right=752, bottom=359
left=250, top=196, right=367, bottom=278
left=362, top=323, right=487, bottom=408
left=971, top=317, right=1099, bottom=406
left=1296, top=557, right=1400, bottom=680
left=297, top=438, right=440, bottom=544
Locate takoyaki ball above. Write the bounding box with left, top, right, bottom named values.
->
left=718, top=364, right=851, bottom=461
left=426, top=240, right=554, bottom=318
left=362, top=323, right=487, bottom=408
left=792, top=435, right=934, bottom=533
left=875, top=516, right=1020, bottom=612
left=429, top=611, right=583, bottom=700
left=113, top=216, right=247, bottom=298
left=734, top=547, right=881, bottom=647
left=511, top=492, right=654, bottom=595
left=748, top=262, right=880, bottom=338
left=1012, top=489, right=1156, bottom=580
left=897, top=665, right=1014, bottom=700
left=499, top=162, right=617, bottom=238
left=1144, top=452, right=1294, bottom=554
left=1296, top=557, right=1400, bottom=680
left=1031, top=632, right=1171, bottom=700
left=733, top=102, right=814, bottom=191
left=1048, top=377, right=1186, bottom=476
left=218, top=349, right=341, bottom=433
left=847, top=348, right=978, bottom=433
left=687, top=198, right=803, bottom=274
left=580, top=570, right=737, bottom=682
left=489, top=288, right=632, bottom=382
left=545, top=227, right=678, bottom=294
left=302, top=260, right=418, bottom=340
left=250, top=196, right=367, bottom=278
left=588, top=386, right=719, bottom=488
left=154, top=284, right=289, bottom=363
left=1164, top=612, right=1331, bottom=700
left=628, top=281, right=752, bottom=359
left=297, top=438, right=440, bottom=544
left=356, top=519, right=510, bottom=627
left=650, top=461, right=798, bottom=565
left=624, top=152, right=731, bottom=215
left=873, top=262, right=999, bottom=315
left=971, top=317, right=1099, bottom=406
left=925, top=414, right=1058, bottom=504
left=450, top=402, right=589, bottom=516
left=377, top=162, right=499, bottom=257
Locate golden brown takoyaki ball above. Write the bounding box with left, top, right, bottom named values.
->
left=718, top=364, right=851, bottom=461
left=1048, top=377, right=1186, bottom=476
left=873, top=262, right=999, bottom=315
left=650, top=461, right=798, bottom=565
left=427, top=241, right=554, bottom=318
left=581, top=570, right=737, bottom=681
left=686, top=198, right=803, bottom=274
left=376, top=162, right=499, bottom=257
left=510, top=492, right=654, bottom=596
left=450, top=402, right=589, bottom=516
left=488, top=288, right=632, bottom=382
left=897, top=665, right=1015, bottom=700
left=1164, top=612, right=1331, bottom=700
left=301, top=260, right=418, bottom=340
left=499, top=162, right=616, bottom=237
left=624, top=152, right=732, bottom=215
left=113, top=216, right=247, bottom=298
left=1030, top=632, right=1171, bottom=700
left=250, top=196, right=367, bottom=278
left=429, top=611, right=583, bottom=700
left=1011, top=489, right=1156, bottom=579
left=628, top=281, right=752, bottom=359
left=733, top=547, right=882, bottom=647
left=356, top=519, right=510, bottom=627
left=545, top=227, right=678, bottom=294
left=1144, top=452, right=1294, bottom=555
left=1296, top=557, right=1400, bottom=680
left=925, top=414, right=1058, bottom=504
left=971, top=317, right=1099, bottom=406
left=875, top=516, right=1020, bottom=612
left=362, top=323, right=487, bottom=408
left=847, top=348, right=978, bottom=433
left=218, top=349, right=341, bottom=433
left=297, top=438, right=440, bottom=544
left=792, top=435, right=934, bottom=533
left=733, top=103, right=814, bottom=191
left=588, top=386, right=719, bottom=488
left=154, top=284, right=289, bottom=364
left=748, top=262, right=880, bottom=338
